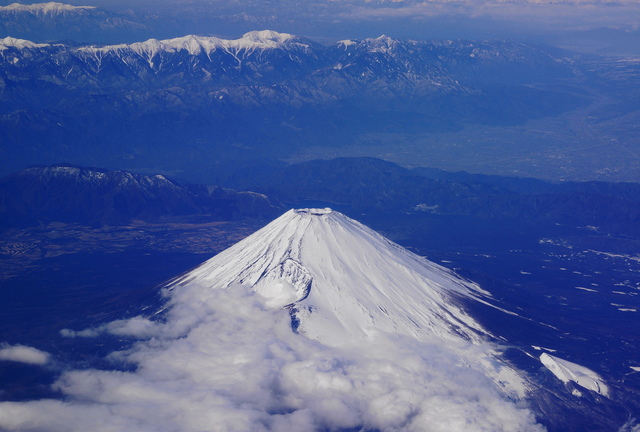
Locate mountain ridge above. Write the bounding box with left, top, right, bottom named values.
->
left=0, top=164, right=281, bottom=227
left=3, top=159, right=639, bottom=239
left=224, top=157, right=640, bottom=236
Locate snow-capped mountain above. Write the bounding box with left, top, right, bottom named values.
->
left=0, top=35, right=48, bottom=51
left=0, top=208, right=536, bottom=431
left=170, top=208, right=493, bottom=345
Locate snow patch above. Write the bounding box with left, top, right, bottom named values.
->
left=576, top=286, right=598, bottom=292
left=540, top=353, right=609, bottom=397
left=294, top=207, right=332, bottom=215
left=338, top=39, right=356, bottom=47
left=588, top=249, right=640, bottom=263
left=364, top=35, right=399, bottom=53
left=532, top=345, right=557, bottom=353
left=254, top=258, right=313, bottom=308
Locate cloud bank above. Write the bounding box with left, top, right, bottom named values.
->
left=0, top=344, right=50, bottom=366
left=0, top=284, right=543, bottom=432
left=340, top=0, right=640, bottom=31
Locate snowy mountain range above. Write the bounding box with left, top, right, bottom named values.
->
left=0, top=30, right=587, bottom=181
left=78, top=29, right=311, bottom=57
left=0, top=30, right=563, bottom=91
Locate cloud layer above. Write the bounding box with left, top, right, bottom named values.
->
left=0, top=284, right=543, bottom=432
left=0, top=344, right=50, bottom=366
left=339, top=0, right=640, bottom=31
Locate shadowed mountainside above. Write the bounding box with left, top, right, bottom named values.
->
left=0, top=164, right=281, bottom=227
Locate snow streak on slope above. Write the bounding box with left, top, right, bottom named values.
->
left=173, top=208, right=491, bottom=345
left=0, top=209, right=544, bottom=432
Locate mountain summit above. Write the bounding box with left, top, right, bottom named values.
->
left=169, top=208, right=492, bottom=345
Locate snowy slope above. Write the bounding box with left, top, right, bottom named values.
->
left=0, top=36, right=48, bottom=50
left=540, top=353, right=610, bottom=397
left=170, top=208, right=492, bottom=345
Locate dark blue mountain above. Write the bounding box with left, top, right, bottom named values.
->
left=220, top=157, right=640, bottom=238
left=0, top=164, right=280, bottom=227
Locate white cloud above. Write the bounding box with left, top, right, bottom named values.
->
left=61, top=316, right=163, bottom=339
left=619, top=419, right=640, bottom=432
left=0, top=344, right=50, bottom=366
left=338, top=0, right=640, bottom=32
left=0, top=284, right=543, bottom=432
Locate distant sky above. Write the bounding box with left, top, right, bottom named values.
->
left=26, top=0, right=634, bottom=53
left=0, top=0, right=639, bottom=51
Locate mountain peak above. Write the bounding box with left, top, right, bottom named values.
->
left=170, top=208, right=491, bottom=345
left=242, top=29, right=295, bottom=44
left=363, top=34, right=400, bottom=52
left=0, top=36, right=48, bottom=50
